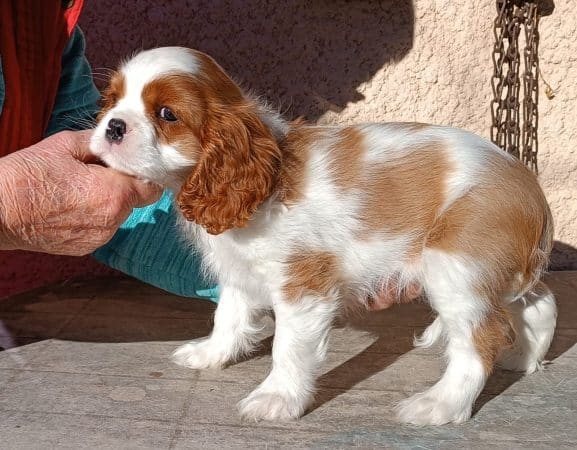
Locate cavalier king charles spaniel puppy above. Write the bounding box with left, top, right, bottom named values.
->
left=90, top=47, right=557, bottom=425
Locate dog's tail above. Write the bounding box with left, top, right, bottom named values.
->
left=498, top=202, right=557, bottom=373
left=498, top=281, right=557, bottom=373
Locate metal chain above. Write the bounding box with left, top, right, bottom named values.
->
left=491, top=1, right=522, bottom=160
left=522, top=3, right=539, bottom=170
left=490, top=0, right=550, bottom=173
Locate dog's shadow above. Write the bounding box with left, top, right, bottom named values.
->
left=309, top=273, right=577, bottom=417
left=311, top=303, right=431, bottom=412
left=235, top=287, right=576, bottom=418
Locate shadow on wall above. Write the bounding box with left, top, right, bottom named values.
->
left=80, top=0, right=414, bottom=120
left=79, top=0, right=577, bottom=271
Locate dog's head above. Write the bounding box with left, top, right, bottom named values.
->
left=90, top=47, right=283, bottom=234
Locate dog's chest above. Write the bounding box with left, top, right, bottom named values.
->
left=221, top=235, right=277, bottom=272
left=199, top=225, right=283, bottom=286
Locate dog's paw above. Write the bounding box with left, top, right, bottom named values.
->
left=171, top=339, right=230, bottom=370
left=238, top=390, right=306, bottom=421
left=395, top=388, right=472, bottom=426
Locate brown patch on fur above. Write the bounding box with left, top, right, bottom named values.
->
left=283, top=251, right=340, bottom=301
left=98, top=72, right=125, bottom=120
left=174, top=52, right=282, bottom=234
left=426, top=153, right=553, bottom=298
left=359, top=143, right=450, bottom=237
left=192, top=50, right=246, bottom=105
left=473, top=305, right=515, bottom=373
left=278, top=123, right=325, bottom=205
left=279, top=123, right=431, bottom=206
left=328, top=127, right=365, bottom=190
left=141, top=74, right=205, bottom=160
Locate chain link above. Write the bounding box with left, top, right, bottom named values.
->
left=490, top=0, right=548, bottom=173
left=522, top=3, right=539, bottom=170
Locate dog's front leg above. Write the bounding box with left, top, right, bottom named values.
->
left=238, top=293, right=339, bottom=421
left=172, top=285, right=265, bottom=369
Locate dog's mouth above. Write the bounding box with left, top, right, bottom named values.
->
left=91, top=155, right=107, bottom=167
left=83, top=148, right=107, bottom=167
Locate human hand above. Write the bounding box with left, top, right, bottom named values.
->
left=0, top=130, right=162, bottom=256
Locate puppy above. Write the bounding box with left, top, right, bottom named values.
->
left=90, top=47, right=557, bottom=425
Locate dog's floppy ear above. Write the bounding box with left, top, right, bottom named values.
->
left=177, top=104, right=281, bottom=234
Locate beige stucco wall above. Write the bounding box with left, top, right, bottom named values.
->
left=80, top=0, right=577, bottom=269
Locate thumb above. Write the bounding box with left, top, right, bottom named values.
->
left=44, top=129, right=98, bottom=163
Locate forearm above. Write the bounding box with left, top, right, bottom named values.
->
left=0, top=198, right=15, bottom=250
left=0, top=157, right=22, bottom=251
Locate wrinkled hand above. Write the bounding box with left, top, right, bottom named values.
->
left=0, top=130, right=162, bottom=256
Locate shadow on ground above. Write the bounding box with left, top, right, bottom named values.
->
left=1, top=267, right=575, bottom=420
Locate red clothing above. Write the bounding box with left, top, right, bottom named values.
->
left=0, top=0, right=83, bottom=156
left=0, top=1, right=114, bottom=299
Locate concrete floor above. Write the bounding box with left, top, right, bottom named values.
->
left=0, top=272, right=576, bottom=449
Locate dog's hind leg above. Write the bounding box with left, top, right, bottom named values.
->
left=396, top=250, right=513, bottom=425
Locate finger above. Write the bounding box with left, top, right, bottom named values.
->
left=86, top=164, right=163, bottom=213
left=87, top=164, right=163, bottom=207
left=128, top=179, right=164, bottom=208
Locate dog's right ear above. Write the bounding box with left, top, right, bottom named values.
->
left=176, top=102, right=281, bottom=235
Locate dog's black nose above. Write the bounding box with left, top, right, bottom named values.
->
left=105, top=118, right=127, bottom=143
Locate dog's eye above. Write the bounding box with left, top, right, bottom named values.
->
left=159, top=107, right=178, bottom=122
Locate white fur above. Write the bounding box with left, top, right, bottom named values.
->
left=172, top=285, right=266, bottom=369
left=414, top=317, right=443, bottom=349
left=90, top=47, right=557, bottom=426
left=238, top=295, right=339, bottom=420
